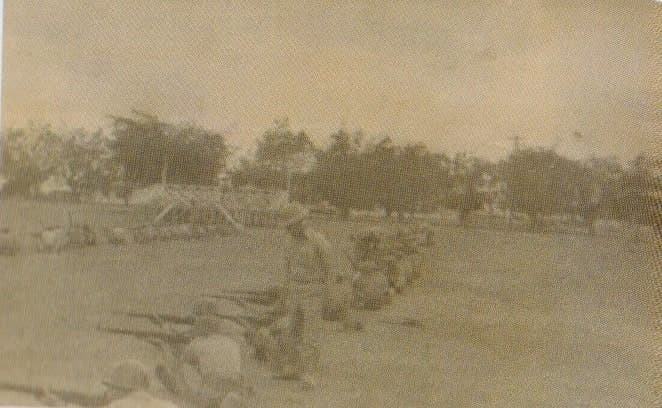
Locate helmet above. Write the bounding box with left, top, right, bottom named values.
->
left=102, top=359, right=150, bottom=392
left=191, top=298, right=217, bottom=316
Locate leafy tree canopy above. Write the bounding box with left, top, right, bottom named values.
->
left=108, top=111, right=229, bottom=186
left=255, top=118, right=315, bottom=172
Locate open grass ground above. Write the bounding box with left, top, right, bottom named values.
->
left=0, top=199, right=657, bottom=407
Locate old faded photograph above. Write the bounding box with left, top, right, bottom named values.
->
left=0, top=1, right=659, bottom=407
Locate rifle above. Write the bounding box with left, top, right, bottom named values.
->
left=214, top=286, right=281, bottom=298
left=377, top=317, right=425, bottom=329
left=111, top=311, right=195, bottom=326
left=213, top=311, right=281, bottom=328
left=96, top=326, right=192, bottom=346
left=113, top=309, right=273, bottom=330
left=204, top=295, right=256, bottom=312
left=0, top=381, right=111, bottom=407
left=204, top=292, right=279, bottom=307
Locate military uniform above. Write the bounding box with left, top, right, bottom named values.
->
left=182, top=335, right=244, bottom=397
left=154, top=300, right=248, bottom=407
left=271, top=210, right=355, bottom=385
left=275, top=228, right=327, bottom=381
left=352, top=260, right=389, bottom=310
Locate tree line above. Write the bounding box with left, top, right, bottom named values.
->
left=1, top=112, right=229, bottom=200
left=234, top=119, right=656, bottom=229
left=1, top=114, right=657, bottom=230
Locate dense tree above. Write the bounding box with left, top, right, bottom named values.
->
left=108, top=111, right=229, bottom=187
left=255, top=118, right=314, bottom=168
left=254, top=118, right=315, bottom=194
left=618, top=154, right=655, bottom=225
left=231, top=118, right=316, bottom=196
left=501, top=148, right=583, bottom=231
left=1, top=125, right=127, bottom=199
left=399, top=143, right=451, bottom=212
left=447, top=153, right=492, bottom=226
left=310, top=129, right=365, bottom=216
left=59, top=128, right=120, bottom=197
left=568, top=155, right=656, bottom=229
left=568, top=157, right=623, bottom=233
left=309, top=131, right=451, bottom=217
left=1, top=124, right=63, bottom=195
left=364, top=139, right=451, bottom=215
left=363, top=137, right=399, bottom=215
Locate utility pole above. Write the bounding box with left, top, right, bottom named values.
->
left=508, top=135, right=524, bottom=152
left=505, top=135, right=524, bottom=229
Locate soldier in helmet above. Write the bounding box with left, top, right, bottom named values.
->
left=153, top=298, right=249, bottom=408
left=272, top=208, right=357, bottom=390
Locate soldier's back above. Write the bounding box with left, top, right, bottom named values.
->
left=184, top=335, right=243, bottom=384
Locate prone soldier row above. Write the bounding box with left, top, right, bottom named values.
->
left=1, top=210, right=435, bottom=405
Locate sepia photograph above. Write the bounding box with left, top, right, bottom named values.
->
left=0, top=1, right=659, bottom=407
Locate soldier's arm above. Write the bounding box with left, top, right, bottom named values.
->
left=96, top=326, right=191, bottom=347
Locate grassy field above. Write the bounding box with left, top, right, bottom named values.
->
left=0, top=199, right=657, bottom=407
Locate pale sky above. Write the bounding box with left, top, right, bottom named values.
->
left=2, top=1, right=659, bottom=162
